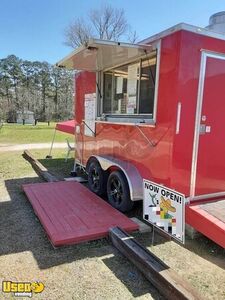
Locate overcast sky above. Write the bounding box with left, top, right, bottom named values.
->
left=1, top=0, right=225, bottom=64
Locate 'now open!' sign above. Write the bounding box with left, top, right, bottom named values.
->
left=143, top=180, right=185, bottom=244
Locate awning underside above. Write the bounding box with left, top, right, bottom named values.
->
left=57, top=39, right=152, bottom=71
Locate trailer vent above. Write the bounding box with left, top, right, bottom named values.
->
left=206, top=11, right=225, bottom=34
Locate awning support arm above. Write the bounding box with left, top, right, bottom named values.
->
left=96, top=81, right=102, bottom=99
left=46, top=128, right=57, bottom=158
left=82, top=120, right=96, bottom=137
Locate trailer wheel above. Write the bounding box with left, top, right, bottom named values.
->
left=107, top=170, right=133, bottom=212
left=87, top=160, right=107, bottom=196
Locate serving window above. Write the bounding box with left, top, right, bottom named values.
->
left=100, top=51, right=158, bottom=122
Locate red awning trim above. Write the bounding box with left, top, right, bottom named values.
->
left=55, top=120, right=77, bottom=135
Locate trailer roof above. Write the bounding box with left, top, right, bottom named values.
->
left=140, top=22, right=225, bottom=44
left=56, top=39, right=153, bottom=71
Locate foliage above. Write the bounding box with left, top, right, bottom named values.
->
left=0, top=55, right=74, bottom=122
left=64, top=4, right=138, bottom=48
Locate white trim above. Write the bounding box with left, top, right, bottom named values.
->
left=153, top=40, right=161, bottom=123
left=140, top=22, right=225, bottom=45
left=176, top=102, right=182, bottom=134
left=201, top=50, right=225, bottom=60
left=190, top=50, right=225, bottom=199
left=190, top=51, right=207, bottom=198
left=95, top=120, right=156, bottom=127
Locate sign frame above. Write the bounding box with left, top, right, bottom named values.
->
left=143, top=179, right=185, bottom=244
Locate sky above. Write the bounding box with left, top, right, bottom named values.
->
left=1, top=0, right=225, bottom=64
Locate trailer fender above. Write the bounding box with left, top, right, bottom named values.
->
left=87, top=155, right=143, bottom=201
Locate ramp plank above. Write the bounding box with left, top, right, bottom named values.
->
left=110, top=227, right=203, bottom=300
left=23, top=181, right=138, bottom=246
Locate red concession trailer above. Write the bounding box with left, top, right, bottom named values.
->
left=57, top=22, right=225, bottom=248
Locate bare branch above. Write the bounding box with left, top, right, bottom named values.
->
left=127, top=28, right=139, bottom=43
left=90, top=4, right=128, bottom=41
left=64, top=18, right=93, bottom=48
left=63, top=4, right=133, bottom=49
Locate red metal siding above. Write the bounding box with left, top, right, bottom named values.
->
left=75, top=30, right=225, bottom=198
left=172, top=30, right=225, bottom=196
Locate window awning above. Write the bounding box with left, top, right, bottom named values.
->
left=56, top=39, right=153, bottom=71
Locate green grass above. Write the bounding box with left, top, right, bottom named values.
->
left=0, top=122, right=74, bottom=144
left=0, top=149, right=74, bottom=180
left=39, top=152, right=75, bottom=180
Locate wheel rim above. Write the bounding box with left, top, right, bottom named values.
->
left=90, top=167, right=100, bottom=190
left=109, top=177, right=123, bottom=205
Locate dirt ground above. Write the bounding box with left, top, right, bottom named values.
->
left=0, top=150, right=224, bottom=300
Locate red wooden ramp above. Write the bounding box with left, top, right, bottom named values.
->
left=186, top=199, right=225, bottom=248
left=23, top=181, right=138, bottom=246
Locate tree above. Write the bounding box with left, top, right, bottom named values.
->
left=64, top=18, right=93, bottom=48
left=64, top=4, right=137, bottom=48
left=0, top=59, right=12, bottom=114
left=3, top=55, right=23, bottom=110
left=0, top=55, right=74, bottom=122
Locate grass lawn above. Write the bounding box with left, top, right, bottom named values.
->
left=0, top=122, right=74, bottom=144
left=0, top=149, right=74, bottom=181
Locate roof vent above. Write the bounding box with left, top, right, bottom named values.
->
left=206, top=11, right=225, bottom=34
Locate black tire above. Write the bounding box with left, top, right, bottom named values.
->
left=107, top=170, right=133, bottom=212
left=87, top=160, right=107, bottom=196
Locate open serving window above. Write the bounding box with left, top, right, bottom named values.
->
left=100, top=52, right=157, bottom=123
left=57, top=39, right=160, bottom=124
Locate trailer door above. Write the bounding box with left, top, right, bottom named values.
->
left=191, top=52, right=225, bottom=199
